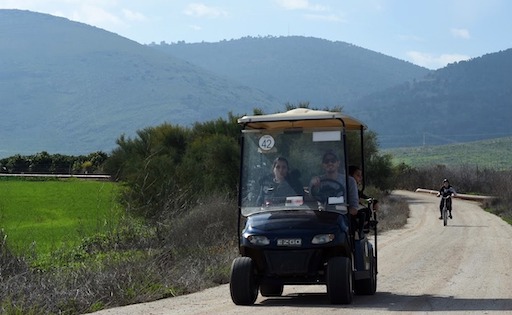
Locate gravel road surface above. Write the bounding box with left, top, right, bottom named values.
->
left=87, top=190, right=512, bottom=315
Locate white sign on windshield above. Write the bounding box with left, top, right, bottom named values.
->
left=328, top=196, right=344, bottom=204
left=312, top=131, right=341, bottom=142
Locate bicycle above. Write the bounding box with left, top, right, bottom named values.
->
left=440, top=195, right=452, bottom=226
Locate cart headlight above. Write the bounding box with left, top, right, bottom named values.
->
left=312, top=234, right=335, bottom=244
left=247, top=235, right=270, bottom=246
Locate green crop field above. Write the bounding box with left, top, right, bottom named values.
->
left=384, top=136, right=512, bottom=170
left=0, top=177, right=122, bottom=256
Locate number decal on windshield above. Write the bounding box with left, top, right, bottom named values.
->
left=259, top=135, right=275, bottom=151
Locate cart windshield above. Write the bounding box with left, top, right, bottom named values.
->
left=240, top=128, right=348, bottom=216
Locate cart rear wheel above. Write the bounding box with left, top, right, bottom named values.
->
left=354, top=252, right=377, bottom=295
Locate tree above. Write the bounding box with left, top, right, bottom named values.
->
left=29, top=151, right=52, bottom=173
left=178, top=134, right=239, bottom=195
left=191, top=112, right=240, bottom=141
left=51, top=154, right=74, bottom=173
left=104, top=123, right=192, bottom=219
left=5, top=155, right=30, bottom=173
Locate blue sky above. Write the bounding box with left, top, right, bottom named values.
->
left=1, top=0, right=511, bottom=70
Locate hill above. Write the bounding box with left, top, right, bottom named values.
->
left=0, top=9, right=279, bottom=157
left=154, top=39, right=512, bottom=149
left=1, top=9, right=512, bottom=158
left=152, top=36, right=430, bottom=107
left=385, top=136, right=512, bottom=170
left=349, top=49, right=512, bottom=148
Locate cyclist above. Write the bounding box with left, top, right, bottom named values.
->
left=437, top=178, right=457, bottom=219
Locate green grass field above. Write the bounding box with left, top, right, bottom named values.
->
left=384, top=136, right=512, bottom=170
left=0, top=177, right=122, bottom=256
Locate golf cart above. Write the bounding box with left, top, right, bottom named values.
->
left=229, top=108, right=378, bottom=305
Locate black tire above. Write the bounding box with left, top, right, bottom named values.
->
left=443, top=207, right=448, bottom=226
left=326, top=256, right=353, bottom=304
left=229, top=257, right=258, bottom=305
left=354, top=252, right=377, bottom=295
left=260, top=284, right=284, bottom=297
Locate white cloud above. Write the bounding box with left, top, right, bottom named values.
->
left=276, top=0, right=309, bottom=10
left=438, top=53, right=471, bottom=65
left=407, top=51, right=471, bottom=69
left=188, top=24, right=202, bottom=31
left=0, top=1, right=145, bottom=30
left=304, top=13, right=343, bottom=22
left=450, top=28, right=470, bottom=39
left=184, top=3, right=228, bottom=18
left=69, top=5, right=124, bottom=27
left=397, top=34, right=424, bottom=42
left=276, top=0, right=327, bottom=11
left=122, top=9, right=146, bottom=22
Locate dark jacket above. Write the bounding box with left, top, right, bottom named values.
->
left=439, top=185, right=456, bottom=197
left=256, top=174, right=303, bottom=206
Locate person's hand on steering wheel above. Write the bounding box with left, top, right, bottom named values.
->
left=311, top=178, right=344, bottom=204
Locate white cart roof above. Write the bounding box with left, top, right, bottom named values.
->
left=238, top=108, right=367, bottom=131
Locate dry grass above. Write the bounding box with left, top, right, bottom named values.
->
left=0, top=191, right=410, bottom=314
left=0, top=194, right=239, bottom=314
left=374, top=194, right=410, bottom=232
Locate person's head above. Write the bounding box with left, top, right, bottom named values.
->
left=443, top=178, right=450, bottom=186
left=349, top=165, right=363, bottom=183
left=322, top=151, right=340, bottom=174
left=272, top=157, right=289, bottom=181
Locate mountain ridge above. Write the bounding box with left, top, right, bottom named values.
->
left=349, top=48, right=512, bottom=147
left=153, top=36, right=430, bottom=107
left=0, top=9, right=279, bottom=157
left=151, top=37, right=512, bottom=149
left=1, top=9, right=511, bottom=158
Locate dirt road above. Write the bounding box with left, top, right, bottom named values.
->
left=88, top=190, right=512, bottom=315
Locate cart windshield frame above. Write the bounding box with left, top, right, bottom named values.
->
left=238, top=109, right=367, bottom=217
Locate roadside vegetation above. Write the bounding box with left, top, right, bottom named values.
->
left=1, top=107, right=511, bottom=314
left=0, top=151, right=108, bottom=175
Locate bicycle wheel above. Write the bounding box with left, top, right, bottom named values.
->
left=443, top=205, right=448, bottom=226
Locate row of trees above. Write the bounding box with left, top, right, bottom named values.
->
left=0, top=151, right=108, bottom=174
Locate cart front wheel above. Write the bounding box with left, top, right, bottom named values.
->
left=230, top=257, right=259, bottom=305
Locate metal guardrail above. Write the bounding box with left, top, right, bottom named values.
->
left=415, top=188, right=495, bottom=201
left=0, top=173, right=111, bottom=180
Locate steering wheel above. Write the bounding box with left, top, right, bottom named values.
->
left=312, top=178, right=344, bottom=203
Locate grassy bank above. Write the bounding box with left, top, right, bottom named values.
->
left=0, top=178, right=122, bottom=256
